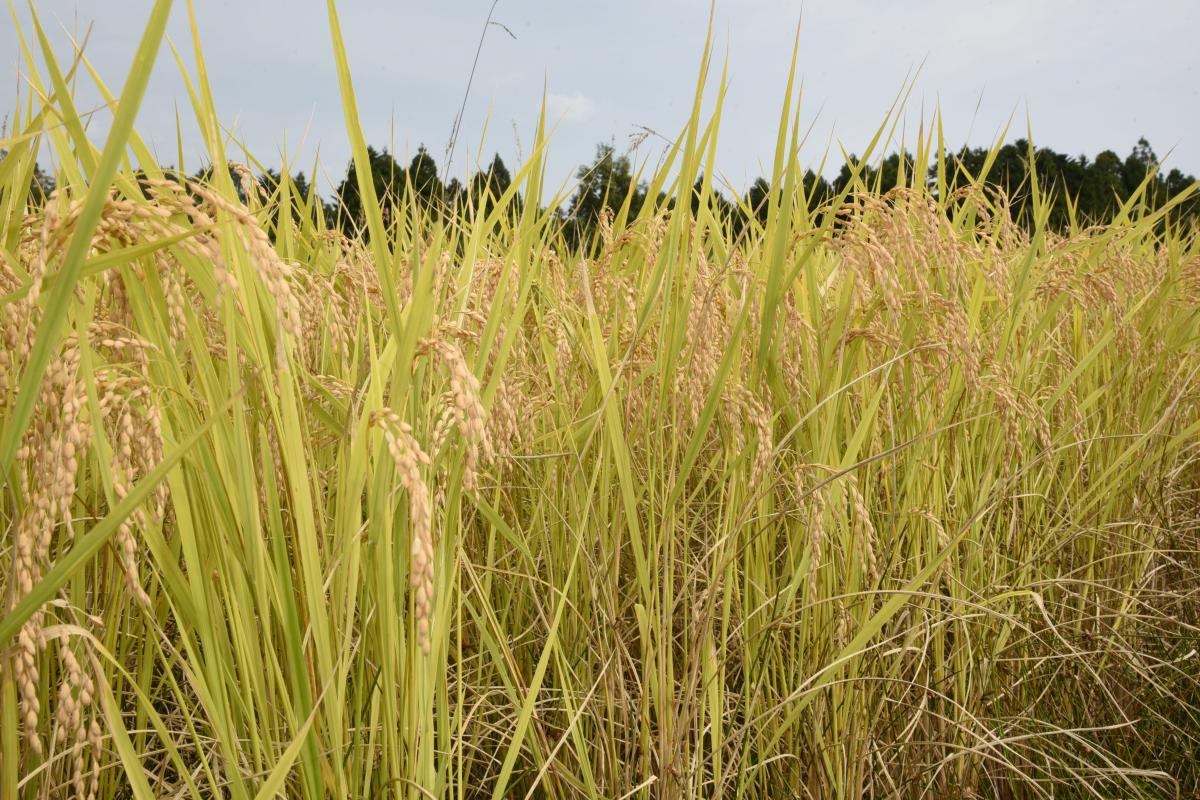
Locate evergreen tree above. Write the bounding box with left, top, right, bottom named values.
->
left=566, top=144, right=646, bottom=246
left=468, top=153, right=514, bottom=217
left=406, top=145, right=443, bottom=209
left=332, top=146, right=405, bottom=232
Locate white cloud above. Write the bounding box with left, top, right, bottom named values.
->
left=547, top=92, right=598, bottom=123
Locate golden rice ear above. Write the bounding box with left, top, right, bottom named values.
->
left=422, top=338, right=493, bottom=491
left=371, top=410, right=435, bottom=655
left=846, top=474, right=879, bottom=585
left=186, top=182, right=304, bottom=356
left=52, top=633, right=103, bottom=800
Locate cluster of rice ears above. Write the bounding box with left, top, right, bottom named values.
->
left=2, top=4, right=1199, bottom=798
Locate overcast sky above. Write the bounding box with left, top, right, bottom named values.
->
left=3, top=1, right=1198, bottom=199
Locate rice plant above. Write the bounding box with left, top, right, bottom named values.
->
left=2, top=3, right=1198, bottom=798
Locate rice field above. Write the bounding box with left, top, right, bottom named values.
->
left=2, top=4, right=1199, bottom=798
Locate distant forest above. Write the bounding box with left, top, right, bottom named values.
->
left=14, top=136, right=1199, bottom=244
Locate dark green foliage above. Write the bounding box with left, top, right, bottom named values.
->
left=257, top=169, right=328, bottom=232
left=308, top=136, right=1200, bottom=245
left=406, top=146, right=443, bottom=209
left=331, top=145, right=406, bottom=233
left=467, top=154, right=516, bottom=219
left=563, top=144, right=647, bottom=247
left=331, top=145, right=454, bottom=234
left=0, top=150, right=56, bottom=207
left=29, top=161, right=54, bottom=205
left=938, top=137, right=1197, bottom=229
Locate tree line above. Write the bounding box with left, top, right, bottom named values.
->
left=561, top=137, right=1198, bottom=240
left=7, top=136, right=1197, bottom=244
left=310, top=136, right=1200, bottom=241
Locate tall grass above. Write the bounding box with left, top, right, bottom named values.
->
left=2, top=4, right=1199, bottom=798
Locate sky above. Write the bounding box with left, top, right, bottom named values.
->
left=3, top=1, right=1198, bottom=201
